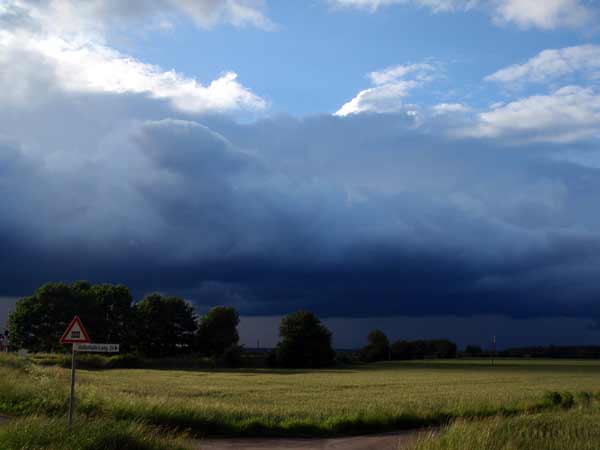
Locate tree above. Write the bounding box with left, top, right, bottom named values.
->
left=275, top=310, right=335, bottom=368
left=89, top=284, right=134, bottom=351
left=391, top=340, right=412, bottom=360
left=391, top=339, right=458, bottom=360
left=8, top=281, right=115, bottom=352
left=134, top=293, right=197, bottom=357
left=360, top=329, right=390, bottom=362
left=465, top=345, right=483, bottom=356
left=430, top=339, right=457, bottom=358
left=197, top=306, right=240, bottom=357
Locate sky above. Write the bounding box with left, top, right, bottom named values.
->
left=1, top=0, right=600, bottom=348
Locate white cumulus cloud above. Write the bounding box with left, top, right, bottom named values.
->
left=467, top=86, right=600, bottom=143
left=335, top=63, right=439, bottom=116
left=432, top=103, right=470, bottom=115
left=486, top=45, right=600, bottom=85
left=329, top=0, right=594, bottom=30
left=329, top=0, right=478, bottom=13
left=0, top=2, right=267, bottom=115
left=493, top=0, right=592, bottom=30
left=4, top=0, right=274, bottom=33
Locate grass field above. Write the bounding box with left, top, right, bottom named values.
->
left=2, top=354, right=600, bottom=439
left=0, top=416, right=189, bottom=450
left=78, top=358, right=600, bottom=435
left=416, top=407, right=600, bottom=450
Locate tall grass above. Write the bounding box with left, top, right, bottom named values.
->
left=2, top=355, right=600, bottom=437
left=416, top=407, right=600, bottom=450
left=0, top=416, right=189, bottom=450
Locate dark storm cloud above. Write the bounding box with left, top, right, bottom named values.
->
left=2, top=77, right=600, bottom=321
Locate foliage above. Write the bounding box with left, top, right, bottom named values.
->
left=360, top=329, right=390, bottom=362
left=416, top=408, right=600, bottom=450
left=197, top=306, right=240, bottom=357
left=0, top=416, right=189, bottom=450
left=465, top=345, right=484, bottom=356
left=274, top=310, right=335, bottom=368
left=7, top=282, right=246, bottom=359
left=391, top=339, right=457, bottom=360
left=217, top=344, right=244, bottom=368
left=500, top=345, right=600, bottom=359
left=8, top=281, right=133, bottom=353
left=134, top=294, right=198, bottom=357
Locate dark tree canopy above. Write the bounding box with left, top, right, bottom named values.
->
left=7, top=282, right=246, bottom=359
left=197, top=306, right=240, bottom=357
left=465, top=345, right=484, bottom=356
left=134, top=293, right=198, bottom=357
left=275, top=310, right=335, bottom=368
left=8, top=281, right=133, bottom=352
left=360, top=329, right=390, bottom=362
left=391, top=339, right=457, bottom=360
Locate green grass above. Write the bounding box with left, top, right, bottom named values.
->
left=2, top=354, right=600, bottom=437
left=0, top=416, right=189, bottom=450
left=416, top=407, right=600, bottom=450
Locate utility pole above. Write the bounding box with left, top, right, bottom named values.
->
left=491, top=335, right=496, bottom=367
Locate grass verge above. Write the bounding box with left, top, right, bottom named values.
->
left=416, top=406, right=600, bottom=450
left=0, top=416, right=190, bottom=450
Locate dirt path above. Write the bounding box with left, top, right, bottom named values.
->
left=194, top=429, right=437, bottom=450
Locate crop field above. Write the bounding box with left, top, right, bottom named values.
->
left=76, top=359, right=600, bottom=433
left=2, top=355, right=600, bottom=449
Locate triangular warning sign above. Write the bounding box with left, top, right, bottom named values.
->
left=60, top=316, right=91, bottom=344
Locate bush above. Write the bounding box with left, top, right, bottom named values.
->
left=218, top=345, right=244, bottom=368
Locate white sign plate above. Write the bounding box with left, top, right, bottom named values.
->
left=74, top=343, right=120, bottom=353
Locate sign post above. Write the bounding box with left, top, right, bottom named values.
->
left=60, top=316, right=91, bottom=432
left=68, top=344, right=76, bottom=430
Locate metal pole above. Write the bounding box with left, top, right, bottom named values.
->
left=68, top=344, right=76, bottom=431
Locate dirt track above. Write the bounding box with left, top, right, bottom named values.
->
left=194, top=429, right=437, bottom=450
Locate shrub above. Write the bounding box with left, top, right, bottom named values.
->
left=218, top=345, right=244, bottom=368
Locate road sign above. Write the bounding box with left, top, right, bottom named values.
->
left=60, top=316, right=91, bottom=344
left=74, top=343, right=119, bottom=353
left=59, top=316, right=92, bottom=432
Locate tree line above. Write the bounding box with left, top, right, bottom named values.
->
left=8, top=282, right=238, bottom=359
left=359, top=329, right=457, bottom=362
left=8, top=281, right=460, bottom=368
left=7, top=281, right=336, bottom=368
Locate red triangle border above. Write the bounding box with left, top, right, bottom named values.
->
left=59, top=315, right=91, bottom=344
